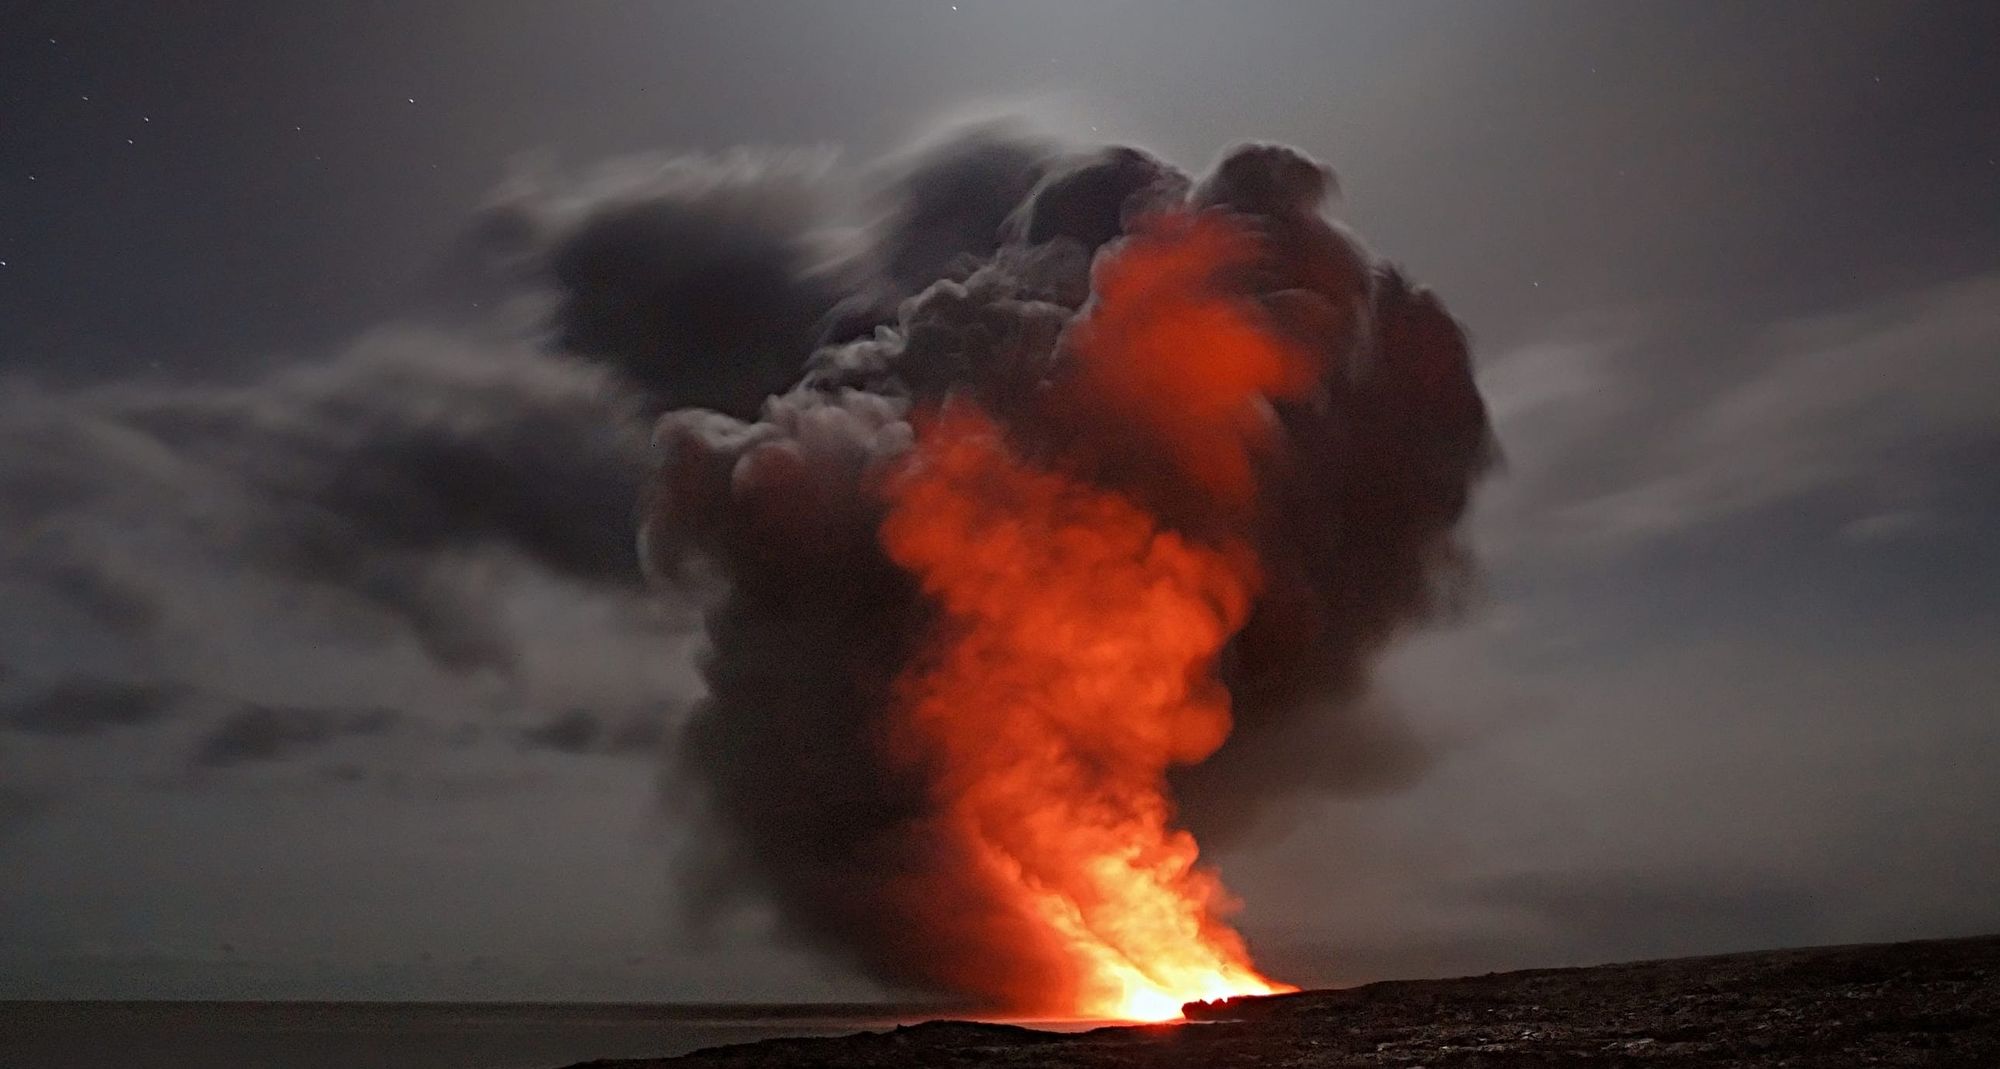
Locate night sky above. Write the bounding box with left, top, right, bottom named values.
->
left=3, top=1, right=1998, bottom=1001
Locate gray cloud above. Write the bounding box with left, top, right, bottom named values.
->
left=191, top=704, right=403, bottom=769
left=0, top=330, right=651, bottom=676
left=517, top=706, right=668, bottom=757
left=1, top=678, right=188, bottom=737
left=518, top=709, right=602, bottom=755
left=3, top=147, right=898, bottom=712
left=0, top=319, right=707, bottom=843
left=1480, top=271, right=2000, bottom=555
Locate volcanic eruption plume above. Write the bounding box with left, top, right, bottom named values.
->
left=634, top=131, right=1492, bottom=1018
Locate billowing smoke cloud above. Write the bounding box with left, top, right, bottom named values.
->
left=642, top=129, right=1493, bottom=1010
left=0, top=122, right=1490, bottom=1009
left=476, top=150, right=853, bottom=420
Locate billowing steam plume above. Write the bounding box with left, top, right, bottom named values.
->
left=628, top=129, right=1493, bottom=1018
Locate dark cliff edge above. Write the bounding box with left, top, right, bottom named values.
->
left=570, top=934, right=1999, bottom=1067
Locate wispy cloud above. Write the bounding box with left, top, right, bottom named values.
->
left=1479, top=272, right=2000, bottom=553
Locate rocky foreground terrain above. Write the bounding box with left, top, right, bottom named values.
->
left=572, top=935, right=1998, bottom=1067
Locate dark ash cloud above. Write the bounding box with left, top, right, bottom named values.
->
left=482, top=152, right=852, bottom=420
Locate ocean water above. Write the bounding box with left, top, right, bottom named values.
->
left=0, top=1001, right=954, bottom=1069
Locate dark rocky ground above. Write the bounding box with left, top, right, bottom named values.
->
left=570, top=935, right=1999, bottom=1067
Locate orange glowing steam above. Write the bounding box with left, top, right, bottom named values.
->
left=1064, top=211, right=1319, bottom=506
left=878, top=212, right=1305, bottom=1020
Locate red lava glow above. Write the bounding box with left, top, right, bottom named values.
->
left=1063, top=210, right=1320, bottom=508
left=878, top=213, right=1302, bottom=1021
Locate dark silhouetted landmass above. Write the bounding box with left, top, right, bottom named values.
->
left=569, top=935, right=1998, bottom=1067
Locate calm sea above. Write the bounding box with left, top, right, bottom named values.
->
left=0, top=1001, right=963, bottom=1069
